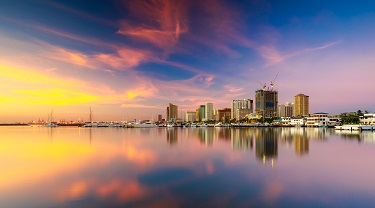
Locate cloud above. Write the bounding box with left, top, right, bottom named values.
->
left=260, top=40, right=343, bottom=67
left=95, top=48, right=155, bottom=70
left=117, top=0, right=188, bottom=50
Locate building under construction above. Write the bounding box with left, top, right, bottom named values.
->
left=255, top=73, right=279, bottom=118
left=255, top=89, right=278, bottom=118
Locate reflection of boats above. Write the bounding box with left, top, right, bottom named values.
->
left=132, top=121, right=157, bottom=128
left=335, top=125, right=360, bottom=131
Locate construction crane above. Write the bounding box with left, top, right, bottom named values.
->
left=270, top=72, right=279, bottom=91
left=257, top=81, right=267, bottom=91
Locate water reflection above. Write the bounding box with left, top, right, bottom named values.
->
left=167, top=128, right=178, bottom=145
left=1, top=127, right=375, bottom=207
left=256, top=128, right=278, bottom=166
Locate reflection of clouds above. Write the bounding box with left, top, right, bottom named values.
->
left=260, top=181, right=284, bottom=204
left=96, top=180, right=146, bottom=201
left=4, top=127, right=375, bottom=207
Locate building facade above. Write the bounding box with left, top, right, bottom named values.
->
left=205, top=103, right=213, bottom=121
left=167, top=103, right=178, bottom=122
left=231, top=99, right=253, bottom=120
left=294, top=94, right=309, bottom=116
left=278, top=102, right=294, bottom=117
left=216, top=108, right=231, bottom=121
left=236, top=109, right=253, bottom=121
left=185, top=111, right=196, bottom=122
left=255, top=90, right=278, bottom=118
left=199, top=105, right=205, bottom=121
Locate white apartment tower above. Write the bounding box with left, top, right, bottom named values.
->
left=231, top=99, right=253, bottom=120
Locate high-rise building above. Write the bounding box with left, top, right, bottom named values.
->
left=278, top=102, right=294, bottom=117
left=231, top=99, right=253, bottom=120
left=199, top=105, right=205, bottom=121
left=205, top=103, right=213, bottom=121
left=195, top=108, right=200, bottom=122
left=185, top=111, right=196, bottom=122
left=216, top=108, right=231, bottom=121
left=167, top=103, right=178, bottom=122
left=255, top=90, right=278, bottom=118
left=236, top=109, right=253, bottom=120
left=294, top=94, right=309, bottom=116
left=157, top=114, right=162, bottom=122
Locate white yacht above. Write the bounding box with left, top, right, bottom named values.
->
left=132, top=121, right=157, bottom=128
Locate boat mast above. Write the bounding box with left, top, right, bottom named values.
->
left=89, top=108, right=93, bottom=123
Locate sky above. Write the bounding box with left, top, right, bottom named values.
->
left=1, top=0, right=375, bottom=122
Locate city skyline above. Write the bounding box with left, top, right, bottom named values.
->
left=1, top=0, right=375, bottom=122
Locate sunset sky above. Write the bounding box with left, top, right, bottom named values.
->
left=1, top=0, right=375, bottom=122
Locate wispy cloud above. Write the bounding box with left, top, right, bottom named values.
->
left=260, top=40, right=343, bottom=67
left=117, top=0, right=188, bottom=50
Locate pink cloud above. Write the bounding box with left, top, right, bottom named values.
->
left=117, top=0, right=188, bottom=49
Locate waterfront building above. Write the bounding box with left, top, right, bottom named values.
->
left=157, top=114, right=162, bottom=122
left=278, top=102, right=294, bottom=117
left=306, top=112, right=338, bottom=127
left=195, top=108, right=200, bottom=122
left=216, top=108, right=231, bottom=121
left=255, top=90, right=278, bottom=118
left=167, top=103, right=178, bottom=122
left=294, top=94, right=309, bottom=116
left=199, top=105, right=206, bottom=121
left=231, top=99, right=253, bottom=120
left=236, top=109, right=253, bottom=121
left=205, top=103, right=214, bottom=121
left=185, top=111, right=196, bottom=122
left=360, top=113, right=375, bottom=125
left=290, top=117, right=307, bottom=126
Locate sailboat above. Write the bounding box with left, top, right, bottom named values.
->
left=45, top=110, right=58, bottom=127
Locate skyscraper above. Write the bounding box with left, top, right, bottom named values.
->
left=278, top=102, right=294, bottom=117
left=231, top=99, right=253, bottom=120
left=167, top=103, right=178, bottom=122
left=199, top=105, right=205, bottom=121
left=255, top=90, right=278, bottom=118
left=205, top=103, right=213, bottom=121
left=185, top=111, right=196, bottom=122
left=294, top=94, right=309, bottom=116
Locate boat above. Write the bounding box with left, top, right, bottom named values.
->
left=45, top=110, right=58, bottom=128
left=200, top=123, right=208, bottom=128
left=214, top=122, right=225, bottom=127
left=132, top=121, right=158, bottom=128
left=45, top=122, right=58, bottom=128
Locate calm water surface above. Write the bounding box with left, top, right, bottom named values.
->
left=1, top=127, right=375, bottom=207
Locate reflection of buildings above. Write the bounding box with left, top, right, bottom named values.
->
left=231, top=128, right=254, bottom=151
left=196, top=128, right=214, bottom=146
left=294, top=133, right=309, bottom=156
left=216, top=127, right=231, bottom=141
left=256, top=129, right=278, bottom=165
left=167, top=128, right=178, bottom=145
